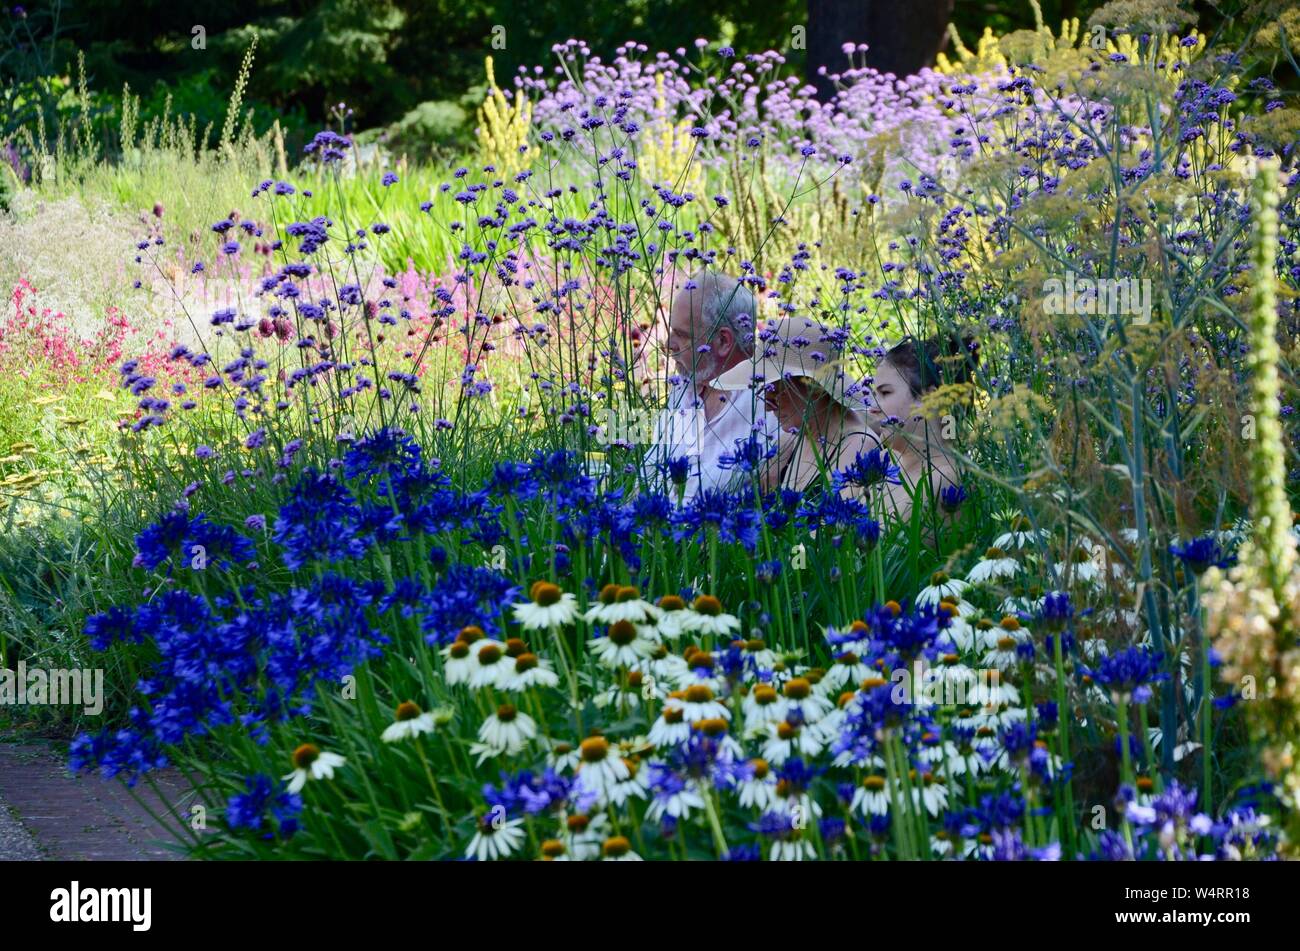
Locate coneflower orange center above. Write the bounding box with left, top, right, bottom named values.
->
left=693, top=594, right=722, bottom=616
left=532, top=582, right=562, bottom=607
left=395, top=701, right=421, bottom=721
left=609, top=620, right=638, bottom=645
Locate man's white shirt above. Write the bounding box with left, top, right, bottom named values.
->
left=649, top=378, right=778, bottom=498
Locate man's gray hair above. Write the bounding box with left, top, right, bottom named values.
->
left=687, top=270, right=757, bottom=355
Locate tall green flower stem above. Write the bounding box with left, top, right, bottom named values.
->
left=1050, top=626, right=1077, bottom=857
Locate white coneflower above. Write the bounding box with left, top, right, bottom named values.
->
left=999, top=591, right=1042, bottom=617
left=676, top=647, right=728, bottom=693
left=933, top=651, right=978, bottom=700
left=608, top=757, right=650, bottom=807
left=593, top=680, right=640, bottom=710
left=940, top=604, right=979, bottom=651
left=918, top=732, right=968, bottom=777
left=761, top=718, right=824, bottom=765
left=441, top=632, right=480, bottom=686
left=824, top=619, right=872, bottom=657
left=538, top=839, right=571, bottom=861
left=503, top=651, right=560, bottom=692
left=737, top=758, right=779, bottom=810
left=738, top=635, right=779, bottom=672
left=513, top=581, right=580, bottom=630
left=574, top=736, right=630, bottom=799
left=678, top=682, right=730, bottom=723
left=810, top=692, right=854, bottom=744
left=589, top=619, right=654, bottom=669
left=915, top=571, right=970, bottom=607
left=470, top=640, right=514, bottom=689
left=781, top=676, right=835, bottom=723
left=637, top=643, right=690, bottom=687
left=970, top=730, right=1009, bottom=773
left=471, top=703, right=537, bottom=763
left=1066, top=539, right=1105, bottom=585
left=563, top=811, right=610, bottom=860
left=694, top=717, right=746, bottom=761
left=584, top=584, right=661, bottom=626
left=770, top=836, right=817, bottom=862
left=765, top=807, right=820, bottom=861
left=822, top=649, right=873, bottom=690
left=962, top=617, right=999, bottom=651
left=465, top=813, right=526, bottom=861
left=677, top=594, right=741, bottom=638
left=982, top=616, right=1031, bottom=672
left=966, top=547, right=1019, bottom=584
left=851, top=774, right=891, bottom=817
left=625, top=668, right=665, bottom=703
left=545, top=739, right=580, bottom=773
left=654, top=594, right=691, bottom=639
left=1145, top=726, right=1201, bottom=765
left=648, top=701, right=691, bottom=747
left=601, top=835, right=643, bottom=861
left=960, top=697, right=1028, bottom=736
left=646, top=778, right=705, bottom=823
left=910, top=770, right=951, bottom=817
left=742, top=682, right=786, bottom=735
left=994, top=514, right=1050, bottom=551
left=283, top=743, right=346, bottom=793
left=381, top=700, right=436, bottom=743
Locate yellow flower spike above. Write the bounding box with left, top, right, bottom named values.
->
left=639, top=73, right=704, bottom=196
left=476, top=56, right=531, bottom=178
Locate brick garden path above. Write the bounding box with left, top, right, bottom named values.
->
left=0, top=740, right=192, bottom=860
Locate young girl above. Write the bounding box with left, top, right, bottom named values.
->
left=864, top=334, right=979, bottom=521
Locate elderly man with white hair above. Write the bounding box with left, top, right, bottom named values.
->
left=649, top=270, right=778, bottom=497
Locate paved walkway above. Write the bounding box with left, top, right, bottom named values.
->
left=0, top=740, right=192, bottom=860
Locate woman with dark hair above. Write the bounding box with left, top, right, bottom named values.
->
left=863, top=333, right=979, bottom=521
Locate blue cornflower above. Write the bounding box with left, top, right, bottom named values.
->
left=832, top=447, right=901, bottom=491
left=672, top=488, right=762, bottom=551
left=939, top=484, right=967, bottom=512
left=1039, top=590, right=1074, bottom=629
left=1169, top=534, right=1233, bottom=575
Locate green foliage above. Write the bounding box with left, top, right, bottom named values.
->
left=377, top=100, right=472, bottom=158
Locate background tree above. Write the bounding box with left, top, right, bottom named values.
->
left=806, top=0, right=954, bottom=99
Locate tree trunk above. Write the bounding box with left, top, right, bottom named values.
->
left=807, top=0, right=954, bottom=100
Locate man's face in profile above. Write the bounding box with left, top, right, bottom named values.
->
left=667, top=288, right=714, bottom=381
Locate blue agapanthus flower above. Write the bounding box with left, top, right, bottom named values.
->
left=226, top=773, right=303, bottom=838
left=134, top=511, right=255, bottom=572
left=420, top=564, right=520, bottom=644
left=343, top=426, right=423, bottom=483
left=1082, top=646, right=1169, bottom=696
left=272, top=469, right=371, bottom=571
